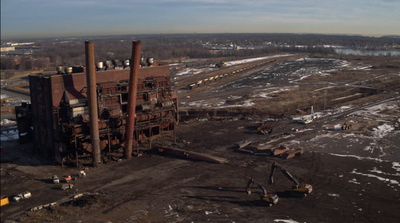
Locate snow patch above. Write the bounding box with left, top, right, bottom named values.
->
left=1, top=94, right=9, bottom=99
left=175, top=67, right=214, bottom=76
left=372, top=124, right=394, bottom=138
left=224, top=54, right=292, bottom=67
left=351, top=169, right=400, bottom=187
left=183, top=98, right=255, bottom=109
left=392, top=162, right=400, bottom=172
left=337, top=105, right=352, bottom=112
left=289, top=140, right=301, bottom=145
left=274, top=220, right=299, bottom=223
left=368, top=167, right=400, bottom=177
left=295, top=128, right=313, bottom=133
left=251, top=91, right=273, bottom=98
left=363, top=142, right=386, bottom=157
left=349, top=178, right=360, bottom=184
left=228, top=95, right=242, bottom=100
left=350, top=102, right=399, bottom=119
left=329, top=153, right=385, bottom=163
left=1, top=119, right=16, bottom=125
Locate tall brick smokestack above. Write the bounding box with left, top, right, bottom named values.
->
left=85, top=40, right=101, bottom=166
left=124, top=40, right=141, bottom=159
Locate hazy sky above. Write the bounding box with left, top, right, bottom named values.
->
left=1, top=0, right=400, bottom=39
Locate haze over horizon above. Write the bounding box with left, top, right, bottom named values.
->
left=1, top=0, right=400, bottom=40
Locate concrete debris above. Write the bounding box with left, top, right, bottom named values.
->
left=235, top=140, right=252, bottom=149
left=272, top=145, right=290, bottom=156
left=236, top=144, right=303, bottom=159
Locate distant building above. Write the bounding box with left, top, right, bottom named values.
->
left=1, top=47, right=15, bottom=52
left=9, top=42, right=35, bottom=47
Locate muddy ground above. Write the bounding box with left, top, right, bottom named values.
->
left=1, top=54, right=400, bottom=223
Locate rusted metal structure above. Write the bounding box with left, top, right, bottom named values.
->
left=17, top=42, right=178, bottom=166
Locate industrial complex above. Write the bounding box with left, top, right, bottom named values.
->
left=15, top=41, right=178, bottom=167
left=1, top=36, right=400, bottom=223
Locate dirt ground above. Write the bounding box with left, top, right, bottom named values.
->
left=1, top=54, right=400, bottom=223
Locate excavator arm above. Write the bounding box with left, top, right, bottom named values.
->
left=246, top=178, right=279, bottom=205
left=246, top=178, right=267, bottom=195
left=268, top=162, right=312, bottom=195
left=268, top=162, right=299, bottom=186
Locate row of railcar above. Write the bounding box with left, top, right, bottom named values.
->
left=187, top=59, right=276, bottom=89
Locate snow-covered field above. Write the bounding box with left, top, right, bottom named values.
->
left=223, top=54, right=292, bottom=67
left=174, top=54, right=293, bottom=77
left=175, top=67, right=215, bottom=77
left=180, top=57, right=368, bottom=109
left=0, top=93, right=29, bottom=104
left=288, top=99, right=400, bottom=193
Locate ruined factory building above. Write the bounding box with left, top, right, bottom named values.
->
left=16, top=63, right=178, bottom=167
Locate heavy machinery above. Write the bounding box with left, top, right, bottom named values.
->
left=293, top=106, right=319, bottom=124
left=256, top=122, right=273, bottom=135
left=268, top=162, right=312, bottom=197
left=78, top=170, right=86, bottom=178
left=13, top=191, right=32, bottom=202
left=1, top=196, right=9, bottom=206
left=64, top=175, right=72, bottom=183
left=246, top=178, right=279, bottom=206
left=342, top=122, right=352, bottom=130
left=52, top=175, right=60, bottom=184
left=61, top=184, right=73, bottom=190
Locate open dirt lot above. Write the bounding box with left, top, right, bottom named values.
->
left=1, top=54, right=400, bottom=223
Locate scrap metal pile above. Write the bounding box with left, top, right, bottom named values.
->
left=15, top=41, right=178, bottom=166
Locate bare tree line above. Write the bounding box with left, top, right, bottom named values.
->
left=1, top=33, right=398, bottom=75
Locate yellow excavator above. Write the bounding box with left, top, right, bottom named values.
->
left=268, top=162, right=312, bottom=197
left=342, top=122, right=352, bottom=130
left=246, top=178, right=279, bottom=206
left=1, top=196, right=9, bottom=206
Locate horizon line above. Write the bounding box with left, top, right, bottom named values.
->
left=2, top=32, right=400, bottom=42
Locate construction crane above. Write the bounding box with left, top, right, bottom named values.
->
left=268, top=162, right=312, bottom=197
left=246, top=178, right=279, bottom=206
